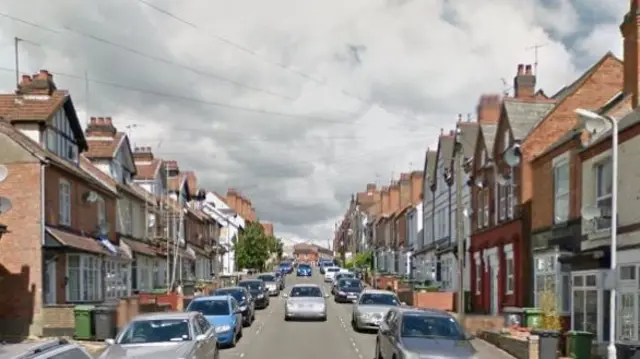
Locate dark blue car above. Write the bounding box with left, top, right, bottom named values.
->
left=296, top=263, right=312, bottom=276
left=279, top=262, right=293, bottom=274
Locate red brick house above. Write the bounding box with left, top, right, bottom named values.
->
left=0, top=71, right=127, bottom=337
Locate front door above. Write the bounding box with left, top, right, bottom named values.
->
left=44, top=260, right=56, bottom=304
left=489, top=259, right=499, bottom=315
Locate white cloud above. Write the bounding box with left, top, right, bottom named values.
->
left=0, top=0, right=622, bottom=245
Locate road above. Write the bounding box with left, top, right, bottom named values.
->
left=218, top=271, right=515, bottom=359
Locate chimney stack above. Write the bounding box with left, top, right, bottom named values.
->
left=621, top=0, right=640, bottom=106
left=17, top=69, right=57, bottom=96
left=366, top=183, right=376, bottom=192
left=514, top=63, right=536, bottom=98
left=133, top=146, right=154, bottom=162
left=86, top=116, right=117, bottom=138
left=476, top=94, right=502, bottom=125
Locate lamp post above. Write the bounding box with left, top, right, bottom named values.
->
left=575, top=108, right=618, bottom=359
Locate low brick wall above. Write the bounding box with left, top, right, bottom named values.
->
left=42, top=305, right=75, bottom=337
left=397, top=290, right=456, bottom=312
left=478, top=331, right=540, bottom=359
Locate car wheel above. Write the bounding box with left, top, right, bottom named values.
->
left=375, top=340, right=382, bottom=359
left=230, top=331, right=237, bottom=348
left=239, top=326, right=243, bottom=338
left=352, top=317, right=360, bottom=332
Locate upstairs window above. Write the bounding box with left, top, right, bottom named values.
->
left=483, top=188, right=489, bottom=227
left=595, top=159, right=613, bottom=230
left=553, top=160, right=570, bottom=223
left=58, top=179, right=71, bottom=226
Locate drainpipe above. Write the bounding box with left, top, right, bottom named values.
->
left=40, top=162, right=47, bottom=246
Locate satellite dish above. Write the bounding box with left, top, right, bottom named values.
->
left=0, top=165, right=7, bottom=183
left=0, top=197, right=12, bottom=214
left=581, top=205, right=601, bottom=220
left=83, top=191, right=99, bottom=203
left=504, top=144, right=522, bottom=167
left=575, top=108, right=611, bottom=134
left=148, top=214, right=156, bottom=228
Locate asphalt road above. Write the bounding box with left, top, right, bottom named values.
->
left=218, top=271, right=515, bottom=359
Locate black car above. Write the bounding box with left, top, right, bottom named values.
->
left=334, top=278, right=364, bottom=303
left=238, top=279, right=270, bottom=309
left=212, top=286, right=255, bottom=326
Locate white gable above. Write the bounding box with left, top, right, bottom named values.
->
left=205, top=191, right=231, bottom=209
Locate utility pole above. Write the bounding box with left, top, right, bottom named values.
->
left=454, top=133, right=466, bottom=322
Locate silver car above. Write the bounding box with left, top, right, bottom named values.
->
left=375, top=307, right=476, bottom=359
left=257, top=273, right=280, bottom=296
left=283, top=284, right=329, bottom=321
left=0, top=339, right=93, bottom=359
left=351, top=289, right=403, bottom=331
left=99, top=312, right=219, bottom=359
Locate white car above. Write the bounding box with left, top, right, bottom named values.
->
left=324, top=267, right=341, bottom=282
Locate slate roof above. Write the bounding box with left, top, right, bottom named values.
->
left=480, top=124, right=498, bottom=157
left=425, top=150, right=437, bottom=187
left=439, top=136, right=455, bottom=172
left=134, top=158, right=163, bottom=180
left=503, top=99, right=555, bottom=140
left=457, top=122, right=479, bottom=160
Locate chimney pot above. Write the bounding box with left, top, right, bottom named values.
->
left=517, top=64, right=524, bottom=74
left=449, top=129, right=455, bottom=136
left=400, top=173, right=409, bottom=181
left=105, top=117, right=112, bottom=125
left=440, top=128, right=444, bottom=135
left=467, top=113, right=472, bottom=122
left=457, top=114, right=462, bottom=122
left=525, top=64, right=532, bottom=75
left=366, top=183, right=376, bottom=191
left=21, top=74, right=31, bottom=82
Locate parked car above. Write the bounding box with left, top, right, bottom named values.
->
left=186, top=295, right=243, bottom=348
left=351, top=289, right=403, bottom=332
left=238, top=279, right=270, bottom=309
left=323, top=266, right=341, bottom=282
left=375, top=307, right=475, bottom=359
left=99, top=312, right=219, bottom=358
left=296, top=263, right=312, bottom=277
left=334, top=278, right=364, bottom=303
left=212, top=286, right=255, bottom=327
left=257, top=273, right=280, bottom=296
left=278, top=261, right=293, bottom=274
left=274, top=270, right=286, bottom=289
left=283, top=284, right=329, bottom=321
left=1, top=339, right=93, bottom=359
left=331, top=272, right=355, bottom=293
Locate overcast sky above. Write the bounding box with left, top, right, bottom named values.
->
left=0, top=0, right=625, bottom=246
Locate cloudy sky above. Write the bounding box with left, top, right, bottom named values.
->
left=0, top=0, right=625, bottom=246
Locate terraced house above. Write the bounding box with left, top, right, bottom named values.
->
left=414, top=150, right=437, bottom=282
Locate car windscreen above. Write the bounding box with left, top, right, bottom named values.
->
left=214, top=289, right=245, bottom=303
left=238, top=281, right=262, bottom=290
left=327, top=267, right=340, bottom=272
left=339, top=279, right=361, bottom=288
left=188, top=300, right=231, bottom=316
left=118, top=319, right=191, bottom=344
left=401, top=314, right=464, bottom=339
left=358, top=293, right=400, bottom=306
left=298, top=264, right=311, bottom=269
left=290, top=286, right=323, bottom=297
left=258, top=274, right=275, bottom=282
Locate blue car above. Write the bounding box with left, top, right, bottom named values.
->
left=186, top=295, right=243, bottom=347
left=297, top=264, right=312, bottom=276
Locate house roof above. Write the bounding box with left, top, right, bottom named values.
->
left=438, top=135, right=455, bottom=173
left=503, top=99, right=556, bottom=140
left=134, top=158, right=163, bottom=180
left=425, top=151, right=437, bottom=187
left=0, top=118, right=112, bottom=195
left=183, top=171, right=198, bottom=196
left=168, top=174, right=186, bottom=192
left=551, top=52, right=621, bottom=101
left=85, top=132, right=124, bottom=159
left=79, top=155, right=118, bottom=195
left=479, top=124, right=498, bottom=157
left=457, top=122, right=479, bottom=159
left=583, top=108, right=640, bottom=150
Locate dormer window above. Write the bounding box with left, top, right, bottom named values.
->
left=46, top=109, right=78, bottom=164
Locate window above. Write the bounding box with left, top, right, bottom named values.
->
left=618, top=264, right=640, bottom=341
left=553, top=160, right=570, bottom=223
left=97, top=197, right=106, bottom=226
left=476, top=191, right=483, bottom=229
left=58, top=179, right=71, bottom=226
left=66, top=254, right=102, bottom=302
left=483, top=189, right=489, bottom=227
left=474, top=254, right=482, bottom=294
left=441, top=258, right=452, bottom=290
left=572, top=272, right=609, bottom=342
left=507, top=182, right=514, bottom=218
left=105, top=259, right=130, bottom=299
left=504, top=245, right=514, bottom=294
left=498, top=184, right=506, bottom=221
left=595, top=160, right=613, bottom=230
left=534, top=254, right=570, bottom=313
left=134, top=255, right=154, bottom=291
left=47, top=111, right=79, bottom=163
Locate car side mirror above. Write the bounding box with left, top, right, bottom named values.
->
left=195, top=334, right=207, bottom=342
left=283, top=293, right=289, bottom=298
left=105, top=338, right=115, bottom=346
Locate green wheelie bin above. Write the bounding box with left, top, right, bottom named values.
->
left=73, top=304, right=96, bottom=340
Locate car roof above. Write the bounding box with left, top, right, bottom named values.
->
left=291, top=283, right=321, bottom=288
left=132, top=311, right=196, bottom=321
left=0, top=339, right=79, bottom=359
left=257, top=272, right=275, bottom=276
left=239, top=279, right=262, bottom=283
left=394, top=306, right=456, bottom=318
left=192, top=295, right=232, bottom=302
left=361, top=288, right=396, bottom=295
left=214, top=286, right=244, bottom=292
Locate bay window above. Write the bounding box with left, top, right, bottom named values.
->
left=474, top=253, right=481, bottom=294
left=66, top=254, right=102, bottom=302
left=498, top=184, right=507, bottom=221
left=504, top=244, right=514, bottom=294
left=553, top=159, right=569, bottom=223
left=105, top=259, right=131, bottom=299
left=533, top=253, right=571, bottom=313
left=572, top=271, right=610, bottom=342
left=441, top=257, right=453, bottom=290
left=618, top=264, right=640, bottom=341
left=483, top=189, right=489, bottom=227
left=595, top=159, right=613, bottom=230
left=476, top=191, right=483, bottom=229
left=507, top=183, right=514, bottom=218
left=133, top=255, right=154, bottom=291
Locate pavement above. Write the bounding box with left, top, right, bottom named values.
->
left=87, top=272, right=515, bottom=358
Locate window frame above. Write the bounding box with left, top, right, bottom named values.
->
left=482, top=188, right=489, bottom=227
left=553, top=158, right=570, bottom=224
left=571, top=270, right=609, bottom=343
left=58, top=179, right=71, bottom=227
left=533, top=253, right=571, bottom=314
left=474, top=254, right=482, bottom=295
left=66, top=253, right=103, bottom=302
left=594, top=159, right=613, bottom=231
left=498, top=184, right=506, bottom=221
left=504, top=244, right=514, bottom=295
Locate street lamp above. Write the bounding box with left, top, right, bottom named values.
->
left=575, top=108, right=618, bottom=359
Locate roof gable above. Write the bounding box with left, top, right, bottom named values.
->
left=114, top=134, right=136, bottom=174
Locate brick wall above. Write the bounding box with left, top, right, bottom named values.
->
left=41, top=305, right=75, bottom=337
left=477, top=331, right=533, bottom=359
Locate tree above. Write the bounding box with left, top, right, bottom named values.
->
left=234, top=222, right=270, bottom=271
